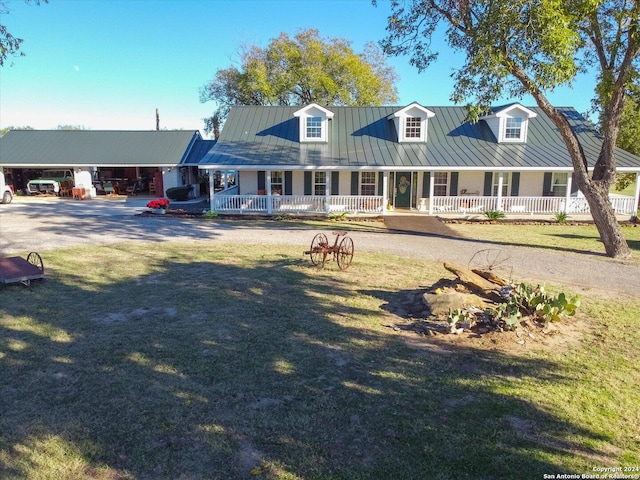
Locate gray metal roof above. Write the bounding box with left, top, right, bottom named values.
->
left=0, top=130, right=201, bottom=167
left=198, top=105, right=640, bottom=171
left=181, top=139, right=217, bottom=166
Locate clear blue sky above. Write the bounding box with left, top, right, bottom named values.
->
left=0, top=0, right=597, bottom=137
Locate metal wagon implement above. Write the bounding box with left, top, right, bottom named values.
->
left=304, top=231, right=354, bottom=270
left=0, top=252, right=45, bottom=287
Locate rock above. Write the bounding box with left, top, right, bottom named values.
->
left=422, top=292, right=488, bottom=315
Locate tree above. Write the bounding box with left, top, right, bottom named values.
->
left=1, top=125, right=33, bottom=137
left=200, top=29, right=399, bottom=138
left=615, top=95, right=640, bottom=190
left=377, top=0, right=639, bottom=258
left=0, top=1, right=47, bottom=67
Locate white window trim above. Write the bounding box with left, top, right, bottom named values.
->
left=294, top=103, right=334, bottom=143
left=479, top=103, right=537, bottom=144
left=389, top=103, right=435, bottom=143
left=433, top=172, right=448, bottom=196
left=360, top=172, right=376, bottom=196
left=314, top=171, right=326, bottom=196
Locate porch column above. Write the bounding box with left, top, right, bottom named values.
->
left=382, top=171, right=389, bottom=214
left=496, top=172, right=504, bottom=211
left=208, top=169, right=215, bottom=212
left=325, top=171, right=331, bottom=215
left=564, top=173, right=573, bottom=213
left=634, top=172, right=640, bottom=218
left=266, top=170, right=273, bottom=215
left=428, top=171, right=435, bottom=215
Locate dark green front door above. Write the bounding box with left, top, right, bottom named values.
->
left=395, top=173, right=412, bottom=208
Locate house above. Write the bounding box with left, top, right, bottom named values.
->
left=0, top=130, right=211, bottom=198
left=196, top=102, right=640, bottom=217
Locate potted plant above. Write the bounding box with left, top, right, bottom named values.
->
left=147, top=198, right=170, bottom=214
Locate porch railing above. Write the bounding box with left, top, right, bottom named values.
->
left=211, top=194, right=384, bottom=214
left=431, top=195, right=636, bottom=215
left=210, top=193, right=635, bottom=215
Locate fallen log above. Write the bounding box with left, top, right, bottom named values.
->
left=443, top=262, right=501, bottom=295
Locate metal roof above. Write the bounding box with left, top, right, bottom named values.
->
left=198, top=105, right=640, bottom=171
left=0, top=130, right=201, bottom=167
left=181, top=139, right=217, bottom=166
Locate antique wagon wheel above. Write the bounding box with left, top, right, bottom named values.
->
left=335, top=236, right=354, bottom=270
left=26, top=252, right=44, bottom=274
left=309, top=233, right=329, bottom=267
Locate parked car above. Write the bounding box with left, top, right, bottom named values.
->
left=26, top=169, right=74, bottom=195
left=0, top=171, right=14, bottom=204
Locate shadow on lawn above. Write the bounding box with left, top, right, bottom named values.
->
left=0, top=250, right=618, bottom=479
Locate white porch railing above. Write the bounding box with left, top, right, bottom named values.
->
left=431, top=195, right=636, bottom=215
left=211, top=194, right=385, bottom=214
left=210, top=193, right=635, bottom=215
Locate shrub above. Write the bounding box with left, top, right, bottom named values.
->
left=554, top=211, right=569, bottom=223
left=483, top=209, right=506, bottom=221
left=166, top=186, right=192, bottom=201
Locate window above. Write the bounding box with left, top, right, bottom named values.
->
left=360, top=172, right=376, bottom=196
left=505, top=117, right=523, bottom=139
left=433, top=172, right=448, bottom=196
left=306, top=117, right=322, bottom=139
left=551, top=172, right=568, bottom=197
left=405, top=117, right=422, bottom=139
left=492, top=172, right=510, bottom=196
left=314, top=171, right=326, bottom=195
left=271, top=171, right=283, bottom=195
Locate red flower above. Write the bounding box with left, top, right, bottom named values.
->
left=147, top=198, right=170, bottom=209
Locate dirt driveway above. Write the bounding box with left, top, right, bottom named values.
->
left=1, top=196, right=638, bottom=297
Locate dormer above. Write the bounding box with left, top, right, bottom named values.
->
left=388, top=103, right=436, bottom=143
left=293, top=103, right=334, bottom=143
left=479, top=103, right=537, bottom=143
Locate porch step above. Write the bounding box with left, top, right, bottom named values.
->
left=384, top=215, right=462, bottom=238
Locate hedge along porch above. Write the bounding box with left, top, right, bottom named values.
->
left=197, top=103, right=640, bottom=217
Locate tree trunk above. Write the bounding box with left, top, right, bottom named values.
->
left=583, top=182, right=631, bottom=258
left=508, top=64, right=631, bottom=259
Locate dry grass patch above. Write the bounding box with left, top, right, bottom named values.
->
left=1, top=242, right=638, bottom=479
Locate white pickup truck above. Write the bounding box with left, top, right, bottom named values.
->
left=26, top=169, right=74, bottom=195
left=0, top=171, right=14, bottom=204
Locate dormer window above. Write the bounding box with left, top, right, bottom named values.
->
left=480, top=103, right=537, bottom=143
left=389, top=103, right=435, bottom=143
left=405, top=117, right=422, bottom=139
left=294, top=103, right=334, bottom=143
left=306, top=116, right=323, bottom=138
left=505, top=117, right=523, bottom=139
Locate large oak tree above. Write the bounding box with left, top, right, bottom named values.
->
left=377, top=0, right=639, bottom=258
left=200, top=29, right=399, bottom=137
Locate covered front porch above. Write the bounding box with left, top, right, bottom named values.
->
left=202, top=169, right=640, bottom=218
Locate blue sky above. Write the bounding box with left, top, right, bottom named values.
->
left=1, top=0, right=597, bottom=137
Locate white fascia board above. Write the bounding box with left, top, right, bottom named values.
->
left=480, top=103, right=538, bottom=120
left=293, top=103, right=335, bottom=118
left=388, top=102, right=435, bottom=119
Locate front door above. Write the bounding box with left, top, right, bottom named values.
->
left=394, top=173, right=412, bottom=208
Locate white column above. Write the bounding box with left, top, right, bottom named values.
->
left=266, top=170, right=272, bottom=215
left=564, top=173, right=572, bottom=213
left=382, top=171, right=389, bottom=214
left=428, top=171, right=435, bottom=215
left=497, top=172, right=504, bottom=211
left=208, top=170, right=215, bottom=212
left=634, top=172, right=640, bottom=218
left=325, top=171, right=331, bottom=215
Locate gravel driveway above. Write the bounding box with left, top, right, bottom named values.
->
left=1, top=196, right=638, bottom=297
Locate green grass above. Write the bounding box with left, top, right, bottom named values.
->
left=1, top=242, right=639, bottom=479
left=447, top=222, right=640, bottom=261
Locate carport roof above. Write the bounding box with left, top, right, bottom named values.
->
left=0, top=130, right=201, bottom=167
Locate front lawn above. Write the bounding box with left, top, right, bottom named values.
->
left=1, top=242, right=638, bottom=479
